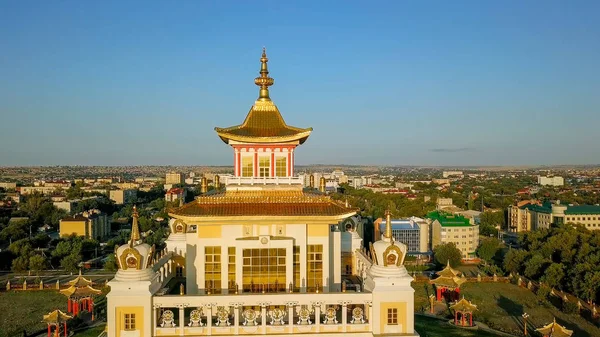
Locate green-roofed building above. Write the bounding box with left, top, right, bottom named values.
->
left=427, top=211, right=479, bottom=259
left=509, top=200, right=600, bottom=233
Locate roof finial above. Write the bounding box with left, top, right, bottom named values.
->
left=385, top=209, right=392, bottom=239
left=130, top=205, right=141, bottom=246
left=254, top=47, right=274, bottom=101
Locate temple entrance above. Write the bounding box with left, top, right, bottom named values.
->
left=242, top=248, right=287, bottom=293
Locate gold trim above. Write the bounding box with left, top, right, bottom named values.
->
left=119, top=247, right=143, bottom=270
left=383, top=242, right=403, bottom=267
left=145, top=244, right=155, bottom=269
left=172, top=219, right=187, bottom=233
left=369, top=242, right=378, bottom=265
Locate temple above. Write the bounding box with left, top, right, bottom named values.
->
left=106, top=50, right=419, bottom=337
left=535, top=318, right=573, bottom=337
left=430, top=261, right=467, bottom=301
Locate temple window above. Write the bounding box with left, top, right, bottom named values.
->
left=259, top=156, right=271, bottom=177
left=275, top=156, right=287, bottom=177
left=241, top=156, right=253, bottom=177
left=124, top=313, right=136, bottom=330
left=228, top=247, right=236, bottom=292
left=387, top=308, right=398, bottom=325
left=293, top=246, right=300, bottom=289
left=205, top=246, right=222, bottom=293
left=307, top=245, right=323, bottom=291
left=242, top=248, right=286, bottom=293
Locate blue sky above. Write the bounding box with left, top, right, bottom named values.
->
left=1, top=1, right=599, bottom=166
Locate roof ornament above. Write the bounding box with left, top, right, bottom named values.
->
left=130, top=205, right=141, bottom=247
left=254, top=47, right=275, bottom=101
left=385, top=209, right=393, bottom=239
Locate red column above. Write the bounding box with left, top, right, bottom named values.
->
left=470, top=313, right=473, bottom=326
left=67, top=299, right=72, bottom=312
left=253, top=152, right=258, bottom=177
left=454, top=311, right=457, bottom=325
left=270, top=151, right=275, bottom=177
left=234, top=150, right=238, bottom=176
left=290, top=149, right=294, bottom=176
left=64, top=322, right=67, bottom=337
left=287, top=151, right=291, bottom=176
left=48, top=325, right=51, bottom=337
left=90, top=301, right=94, bottom=321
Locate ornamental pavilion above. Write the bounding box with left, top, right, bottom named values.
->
left=449, top=297, right=477, bottom=327
left=535, top=318, right=573, bottom=337
left=430, top=261, right=467, bottom=301
left=106, top=49, right=420, bottom=337
left=42, top=309, right=72, bottom=337
left=60, top=270, right=102, bottom=319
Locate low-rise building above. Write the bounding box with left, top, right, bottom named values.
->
left=53, top=196, right=102, bottom=214
left=20, top=186, right=61, bottom=195
left=375, top=216, right=429, bottom=257
left=165, top=172, right=184, bottom=185
left=538, top=176, right=564, bottom=186
left=0, top=182, right=17, bottom=190
left=109, top=189, right=137, bottom=205
left=509, top=201, right=600, bottom=232
left=165, top=187, right=187, bottom=202
left=59, top=209, right=110, bottom=240
left=429, top=211, right=479, bottom=259
left=442, top=171, right=463, bottom=178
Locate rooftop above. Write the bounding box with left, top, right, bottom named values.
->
left=564, top=204, right=600, bottom=215
left=427, top=211, right=472, bottom=227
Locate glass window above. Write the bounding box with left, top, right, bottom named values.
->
left=124, top=313, right=136, bottom=330
left=205, top=246, right=221, bottom=293
left=294, top=246, right=300, bottom=290
left=307, top=245, right=323, bottom=292
left=242, top=248, right=286, bottom=293
left=275, top=156, right=287, bottom=177
left=259, top=156, right=270, bottom=177
left=241, top=156, right=253, bottom=177
left=387, top=308, right=398, bottom=325
left=228, top=247, right=236, bottom=292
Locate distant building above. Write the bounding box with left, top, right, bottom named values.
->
left=538, top=176, right=564, bottom=186
left=109, top=189, right=137, bottom=205
left=59, top=209, right=109, bottom=240
left=442, top=171, right=463, bottom=178
left=376, top=216, right=429, bottom=257
left=165, top=172, right=184, bottom=185
left=429, top=211, right=479, bottom=259
left=165, top=187, right=187, bottom=202
left=453, top=210, right=482, bottom=225
left=20, top=186, right=60, bottom=195
left=0, top=182, right=17, bottom=190
left=509, top=200, right=600, bottom=232
left=432, top=178, right=450, bottom=186
left=436, top=198, right=454, bottom=210
left=53, top=196, right=102, bottom=214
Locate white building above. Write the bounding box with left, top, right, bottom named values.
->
left=538, top=176, right=564, bottom=186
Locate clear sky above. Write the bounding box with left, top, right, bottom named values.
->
left=1, top=1, right=599, bottom=166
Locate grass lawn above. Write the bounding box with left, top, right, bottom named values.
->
left=0, top=290, right=65, bottom=337
left=415, top=315, right=510, bottom=337
left=72, top=325, right=106, bottom=337
left=414, top=281, right=600, bottom=337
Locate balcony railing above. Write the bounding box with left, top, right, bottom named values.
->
left=223, top=176, right=304, bottom=186
left=152, top=291, right=372, bottom=336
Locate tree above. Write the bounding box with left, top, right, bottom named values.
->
left=11, top=256, right=29, bottom=272
left=60, top=253, right=82, bottom=272
left=433, top=242, right=462, bottom=268
left=104, top=254, right=118, bottom=271
left=503, top=249, right=528, bottom=274
left=29, top=255, right=47, bottom=273
left=476, top=238, right=501, bottom=264
left=524, top=254, right=549, bottom=279
left=541, top=263, right=565, bottom=289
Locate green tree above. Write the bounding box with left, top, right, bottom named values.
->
left=503, top=249, right=528, bottom=274
left=476, top=238, right=501, bottom=264
left=103, top=254, right=118, bottom=271
left=60, top=253, right=82, bottom=272
left=11, top=256, right=29, bottom=272
left=524, top=254, right=549, bottom=279
left=541, top=263, right=565, bottom=289
left=29, top=255, right=47, bottom=273
left=433, top=242, right=462, bottom=268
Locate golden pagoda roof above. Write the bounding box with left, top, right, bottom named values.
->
left=169, top=190, right=357, bottom=218
left=67, top=269, right=93, bottom=287
left=450, top=297, right=478, bottom=312
left=535, top=318, right=573, bottom=337
left=42, top=310, right=72, bottom=324
left=60, top=284, right=102, bottom=299
left=430, top=261, right=467, bottom=288
left=215, top=48, right=312, bottom=144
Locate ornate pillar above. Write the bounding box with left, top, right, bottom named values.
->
left=234, top=149, right=239, bottom=176
left=153, top=305, right=160, bottom=336
left=270, top=151, right=275, bottom=177
left=312, top=302, right=322, bottom=331
left=206, top=304, right=214, bottom=335
left=231, top=302, right=243, bottom=335
left=178, top=304, right=186, bottom=335
left=290, top=149, right=294, bottom=176
left=286, top=301, right=298, bottom=333
left=365, top=301, right=372, bottom=330
left=253, top=152, right=258, bottom=177
left=259, top=302, right=270, bottom=333
left=47, top=325, right=51, bottom=337
left=340, top=301, right=351, bottom=331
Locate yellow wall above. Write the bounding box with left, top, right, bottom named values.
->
left=60, top=220, right=87, bottom=237
left=198, top=225, right=222, bottom=238
left=307, top=224, right=329, bottom=237
left=380, top=302, right=407, bottom=333
left=115, top=306, right=144, bottom=337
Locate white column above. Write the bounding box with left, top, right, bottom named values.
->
left=260, top=302, right=269, bottom=333
left=233, top=304, right=240, bottom=335
left=206, top=305, right=213, bottom=335
left=286, top=302, right=297, bottom=333
left=366, top=301, right=372, bottom=330
left=341, top=302, right=348, bottom=331
left=179, top=305, right=185, bottom=335
left=314, top=302, right=321, bottom=330
left=153, top=305, right=159, bottom=336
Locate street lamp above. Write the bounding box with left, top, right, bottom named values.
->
left=522, top=313, right=529, bottom=336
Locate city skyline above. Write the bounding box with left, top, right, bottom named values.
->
left=1, top=1, right=599, bottom=166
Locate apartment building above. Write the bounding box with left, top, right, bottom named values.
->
left=109, top=189, right=137, bottom=205
left=538, top=176, right=564, bottom=186
left=429, top=211, right=479, bottom=259
left=509, top=201, right=600, bottom=232
left=59, top=209, right=110, bottom=240
left=375, top=216, right=430, bottom=257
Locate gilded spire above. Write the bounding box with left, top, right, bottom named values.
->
left=254, top=47, right=275, bottom=101
left=385, top=209, right=392, bottom=239
left=130, top=205, right=141, bottom=246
